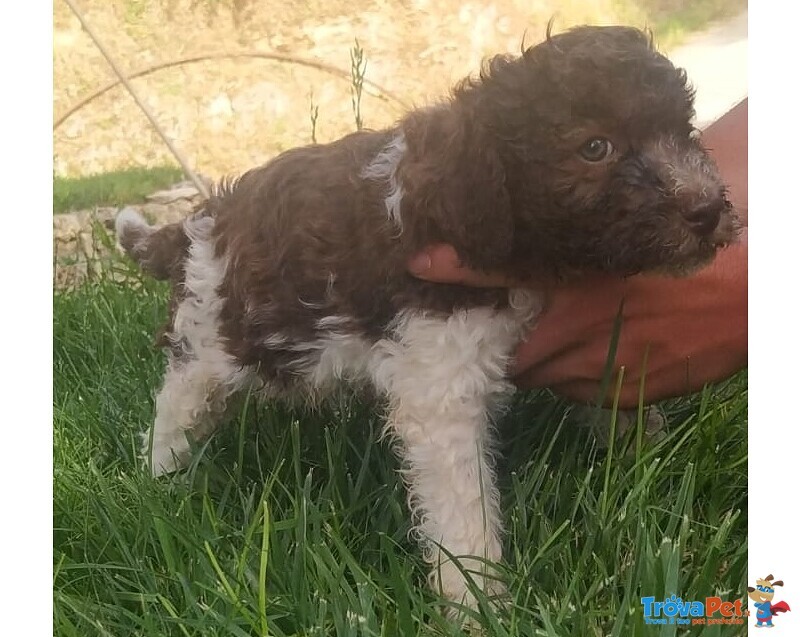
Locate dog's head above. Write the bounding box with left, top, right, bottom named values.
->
left=747, top=575, right=784, bottom=603
left=399, top=25, right=739, bottom=280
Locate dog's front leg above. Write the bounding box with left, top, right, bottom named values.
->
left=371, top=307, right=529, bottom=610
left=388, top=392, right=505, bottom=609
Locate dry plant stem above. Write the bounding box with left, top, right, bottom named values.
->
left=350, top=40, right=367, bottom=131
left=54, top=53, right=411, bottom=131
left=62, top=0, right=209, bottom=198
left=309, top=92, right=320, bottom=144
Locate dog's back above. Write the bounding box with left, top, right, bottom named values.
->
left=118, top=127, right=509, bottom=383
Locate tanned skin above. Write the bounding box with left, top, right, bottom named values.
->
left=407, top=99, right=748, bottom=407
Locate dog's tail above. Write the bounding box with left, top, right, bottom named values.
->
left=115, top=207, right=190, bottom=281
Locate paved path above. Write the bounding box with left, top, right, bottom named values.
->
left=667, top=11, right=747, bottom=128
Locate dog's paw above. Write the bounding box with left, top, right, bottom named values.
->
left=432, top=558, right=508, bottom=627
left=148, top=445, right=187, bottom=477
left=141, top=430, right=190, bottom=477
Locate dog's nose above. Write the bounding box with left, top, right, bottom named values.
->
left=682, top=199, right=724, bottom=236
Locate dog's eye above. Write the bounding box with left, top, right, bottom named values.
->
left=578, top=138, right=614, bottom=162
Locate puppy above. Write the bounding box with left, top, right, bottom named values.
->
left=117, top=26, right=738, bottom=608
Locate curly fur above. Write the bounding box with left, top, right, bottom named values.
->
left=116, top=25, right=738, bottom=610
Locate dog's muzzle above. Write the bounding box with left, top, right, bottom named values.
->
left=641, top=137, right=737, bottom=243
left=682, top=198, right=725, bottom=236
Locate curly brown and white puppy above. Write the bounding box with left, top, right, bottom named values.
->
left=117, top=26, right=737, bottom=607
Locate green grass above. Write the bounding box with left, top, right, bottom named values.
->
left=641, top=0, right=747, bottom=48
left=53, top=166, right=185, bottom=215
left=53, top=252, right=747, bottom=636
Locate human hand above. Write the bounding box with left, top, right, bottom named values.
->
left=406, top=100, right=748, bottom=407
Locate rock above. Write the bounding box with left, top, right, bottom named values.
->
left=53, top=236, right=78, bottom=260
left=78, top=232, right=97, bottom=259
left=141, top=202, right=188, bottom=224
left=53, top=188, right=205, bottom=288
left=53, top=214, right=83, bottom=241
left=146, top=186, right=201, bottom=204
left=93, top=207, right=119, bottom=224
left=168, top=199, right=197, bottom=217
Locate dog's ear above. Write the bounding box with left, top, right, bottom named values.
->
left=398, top=105, right=514, bottom=271
left=773, top=580, right=784, bottom=587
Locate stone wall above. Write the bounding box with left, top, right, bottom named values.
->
left=53, top=181, right=206, bottom=288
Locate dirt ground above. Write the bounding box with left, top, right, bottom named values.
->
left=53, top=0, right=744, bottom=180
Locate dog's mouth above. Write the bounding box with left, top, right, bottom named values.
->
left=590, top=200, right=741, bottom=280
left=649, top=204, right=741, bottom=277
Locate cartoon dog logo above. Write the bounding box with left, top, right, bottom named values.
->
left=747, top=574, right=791, bottom=628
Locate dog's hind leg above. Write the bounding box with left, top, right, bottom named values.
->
left=370, top=295, right=538, bottom=611
left=146, top=352, right=249, bottom=476
left=144, top=214, right=252, bottom=476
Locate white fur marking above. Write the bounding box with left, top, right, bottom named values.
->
left=260, top=316, right=374, bottom=392
left=367, top=290, right=542, bottom=606
left=316, top=315, right=353, bottom=330
left=287, top=328, right=373, bottom=390
left=146, top=216, right=253, bottom=476
left=302, top=331, right=374, bottom=389
left=361, top=133, right=407, bottom=227
left=115, top=207, right=152, bottom=248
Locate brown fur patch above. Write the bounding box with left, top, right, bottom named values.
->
left=123, top=25, right=738, bottom=388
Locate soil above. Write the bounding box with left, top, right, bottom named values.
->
left=52, top=2, right=747, bottom=287
left=54, top=0, right=664, bottom=179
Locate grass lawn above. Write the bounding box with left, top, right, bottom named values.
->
left=53, top=259, right=747, bottom=636
left=53, top=166, right=185, bottom=215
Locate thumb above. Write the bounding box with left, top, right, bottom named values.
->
left=407, top=244, right=520, bottom=288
